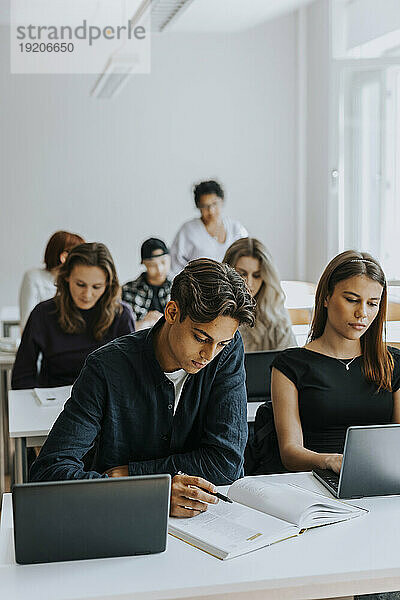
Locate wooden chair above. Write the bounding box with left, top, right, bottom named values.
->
left=387, top=302, right=400, bottom=321
left=288, top=308, right=313, bottom=325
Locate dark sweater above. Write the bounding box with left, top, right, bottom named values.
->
left=29, top=320, right=248, bottom=485
left=11, top=298, right=135, bottom=389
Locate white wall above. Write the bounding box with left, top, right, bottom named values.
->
left=304, top=0, right=331, bottom=283
left=0, top=14, right=298, bottom=310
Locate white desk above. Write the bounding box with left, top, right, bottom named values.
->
left=247, top=402, right=262, bottom=423
left=386, top=320, right=400, bottom=342
left=281, top=281, right=315, bottom=311
left=285, top=295, right=315, bottom=310
left=8, top=389, right=62, bottom=483
left=8, top=389, right=261, bottom=483
left=0, top=352, right=16, bottom=496
left=1, top=472, right=400, bottom=600
left=292, top=323, right=310, bottom=346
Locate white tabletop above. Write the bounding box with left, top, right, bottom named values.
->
left=0, top=306, right=20, bottom=323
left=1, top=473, right=400, bottom=600
left=281, top=281, right=315, bottom=310
left=8, top=389, right=63, bottom=438
left=284, top=295, right=315, bottom=310
left=292, top=323, right=310, bottom=346
left=386, top=321, right=400, bottom=340
left=247, top=401, right=262, bottom=422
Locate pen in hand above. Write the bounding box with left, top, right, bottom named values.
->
left=177, top=471, right=233, bottom=504
left=214, top=491, right=233, bottom=504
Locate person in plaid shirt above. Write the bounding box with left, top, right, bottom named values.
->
left=122, top=238, right=172, bottom=330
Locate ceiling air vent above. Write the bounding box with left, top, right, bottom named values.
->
left=91, top=0, right=194, bottom=98
left=149, top=0, right=195, bottom=32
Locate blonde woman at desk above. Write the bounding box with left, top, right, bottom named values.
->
left=271, top=250, right=400, bottom=476
left=223, top=238, right=296, bottom=351
left=19, top=230, right=85, bottom=329
left=12, top=243, right=135, bottom=390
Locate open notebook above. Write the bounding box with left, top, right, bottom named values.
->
left=169, top=477, right=366, bottom=560
left=33, top=385, right=72, bottom=407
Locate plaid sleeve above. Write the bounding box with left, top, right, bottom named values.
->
left=122, top=276, right=157, bottom=321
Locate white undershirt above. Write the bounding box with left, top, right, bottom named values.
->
left=164, top=369, right=189, bottom=414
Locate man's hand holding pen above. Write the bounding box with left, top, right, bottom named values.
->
left=170, top=473, right=232, bottom=518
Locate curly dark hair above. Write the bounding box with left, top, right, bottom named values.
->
left=171, top=258, right=256, bottom=326
left=193, top=180, right=224, bottom=208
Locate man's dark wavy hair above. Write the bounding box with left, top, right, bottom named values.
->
left=171, top=258, right=256, bottom=326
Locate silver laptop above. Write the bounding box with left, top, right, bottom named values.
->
left=313, top=424, right=400, bottom=499
left=13, top=475, right=171, bottom=564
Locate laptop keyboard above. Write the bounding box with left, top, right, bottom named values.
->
left=313, top=468, right=340, bottom=492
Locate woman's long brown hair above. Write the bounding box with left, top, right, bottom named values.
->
left=309, top=250, right=393, bottom=391
left=55, top=242, right=121, bottom=341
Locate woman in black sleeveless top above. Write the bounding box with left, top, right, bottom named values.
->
left=271, top=250, right=400, bottom=475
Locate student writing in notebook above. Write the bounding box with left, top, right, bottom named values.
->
left=12, top=243, right=135, bottom=389
left=271, top=250, right=400, bottom=474
left=30, top=259, right=256, bottom=518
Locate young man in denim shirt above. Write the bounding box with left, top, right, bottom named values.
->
left=31, top=259, right=256, bottom=518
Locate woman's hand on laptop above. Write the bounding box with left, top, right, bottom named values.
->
left=170, top=474, right=219, bottom=518
left=324, top=454, right=343, bottom=474
left=105, top=465, right=129, bottom=477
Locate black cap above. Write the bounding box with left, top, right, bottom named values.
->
left=141, top=238, right=169, bottom=262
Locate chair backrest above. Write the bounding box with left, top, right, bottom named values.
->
left=288, top=308, right=312, bottom=325
left=244, top=350, right=281, bottom=403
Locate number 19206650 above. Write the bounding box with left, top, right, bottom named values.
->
left=19, top=42, right=74, bottom=52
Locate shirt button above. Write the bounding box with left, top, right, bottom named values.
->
left=168, top=404, right=173, bottom=410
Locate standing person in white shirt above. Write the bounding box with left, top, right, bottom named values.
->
left=19, top=230, right=84, bottom=328
left=169, top=180, right=248, bottom=277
